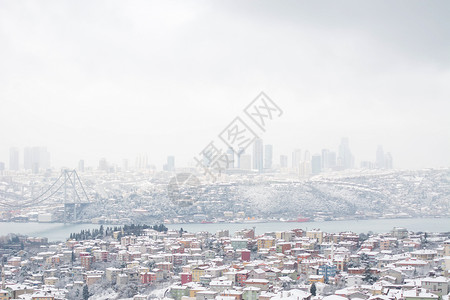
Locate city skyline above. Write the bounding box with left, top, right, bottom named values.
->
left=1, top=1, right=449, bottom=170
left=1, top=138, right=395, bottom=173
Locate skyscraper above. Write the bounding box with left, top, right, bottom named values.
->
left=236, top=147, right=245, bottom=169
left=299, top=151, right=311, bottom=178
left=376, top=146, right=385, bottom=169
left=24, top=147, right=32, bottom=170
left=292, top=149, right=301, bottom=171
left=385, top=152, right=393, bottom=169
left=164, top=156, right=175, bottom=172
left=311, top=154, right=322, bottom=175
left=24, top=147, right=50, bottom=172
left=304, top=150, right=311, bottom=162
left=252, top=138, right=263, bottom=172
left=338, top=138, right=354, bottom=169
left=328, top=151, right=337, bottom=169
left=264, top=144, right=273, bottom=170
left=78, top=160, right=85, bottom=172
left=226, top=147, right=234, bottom=169
left=135, top=154, right=148, bottom=170
left=321, top=149, right=330, bottom=171
left=9, top=147, right=19, bottom=171
left=280, top=155, right=288, bottom=169
left=98, top=158, right=108, bottom=171
left=240, top=154, right=252, bottom=170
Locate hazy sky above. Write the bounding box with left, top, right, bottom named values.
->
left=1, top=0, right=449, bottom=170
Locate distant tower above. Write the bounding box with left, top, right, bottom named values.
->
left=252, top=138, right=263, bottom=172
left=338, top=138, right=354, bottom=169
left=226, top=147, right=234, bottom=169
left=24, top=147, right=32, bottom=170
left=328, top=151, right=337, bottom=169
left=385, top=152, right=393, bottom=169
left=164, top=156, right=175, bottom=172
left=321, top=149, right=330, bottom=171
left=236, top=147, right=245, bottom=169
left=9, top=147, right=19, bottom=171
left=280, top=155, right=288, bottom=169
left=292, top=149, right=301, bottom=171
left=311, top=154, right=322, bottom=175
left=98, top=158, right=108, bottom=171
left=376, top=146, right=385, bottom=169
left=78, top=160, right=85, bottom=172
left=240, top=154, right=252, bottom=170
left=299, top=151, right=312, bottom=178
left=24, top=147, right=50, bottom=172
left=264, top=145, right=273, bottom=170
left=304, top=150, right=311, bottom=162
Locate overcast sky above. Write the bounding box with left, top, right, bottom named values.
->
left=1, top=0, right=449, bottom=170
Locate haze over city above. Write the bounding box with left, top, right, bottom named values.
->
left=2, top=2, right=450, bottom=300
left=1, top=0, right=449, bottom=170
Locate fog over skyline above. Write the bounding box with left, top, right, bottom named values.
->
left=1, top=0, right=449, bottom=170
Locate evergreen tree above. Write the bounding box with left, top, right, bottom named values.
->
left=83, top=285, right=89, bottom=300
left=310, top=283, right=317, bottom=296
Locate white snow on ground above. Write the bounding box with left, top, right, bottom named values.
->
left=89, top=288, right=119, bottom=299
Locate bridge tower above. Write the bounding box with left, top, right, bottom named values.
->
left=62, top=169, right=89, bottom=223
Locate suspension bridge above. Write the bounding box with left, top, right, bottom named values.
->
left=0, top=169, right=92, bottom=223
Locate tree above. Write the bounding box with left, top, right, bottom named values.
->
left=310, top=283, right=317, bottom=296
left=363, top=266, right=378, bottom=284
left=83, top=285, right=89, bottom=300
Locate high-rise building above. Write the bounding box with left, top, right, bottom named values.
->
left=376, top=146, right=385, bottom=169
left=328, top=151, right=337, bottom=169
left=264, top=145, right=273, bottom=170
left=321, top=149, right=330, bottom=171
left=311, top=154, right=322, bottom=175
left=385, top=152, right=393, bottom=169
left=252, top=138, right=263, bottom=172
left=226, top=147, right=234, bottom=169
left=292, top=149, right=301, bottom=171
left=78, top=160, right=85, bottom=172
left=98, top=158, right=108, bottom=171
left=280, top=155, right=288, bottom=169
left=338, top=138, right=354, bottom=169
left=24, top=147, right=32, bottom=170
left=0, top=162, right=4, bottom=175
left=299, top=152, right=311, bottom=178
left=164, top=156, right=175, bottom=172
left=135, top=154, right=148, bottom=169
left=24, top=147, right=50, bottom=172
left=40, top=147, right=50, bottom=169
left=9, top=147, right=19, bottom=171
left=304, top=150, right=311, bottom=162
left=236, top=147, right=245, bottom=169
left=240, top=154, right=252, bottom=170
